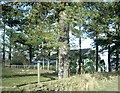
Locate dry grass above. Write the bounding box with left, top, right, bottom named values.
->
left=17, top=73, right=119, bottom=91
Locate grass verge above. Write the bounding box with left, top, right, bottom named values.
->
left=2, top=68, right=57, bottom=87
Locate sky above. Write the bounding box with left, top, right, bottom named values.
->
left=69, top=34, right=93, bottom=50
left=69, top=25, right=94, bottom=50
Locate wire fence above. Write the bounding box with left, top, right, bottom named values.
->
left=4, top=64, right=57, bottom=71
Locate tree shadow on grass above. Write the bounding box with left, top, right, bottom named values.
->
left=41, top=72, right=58, bottom=80
left=2, top=72, right=58, bottom=80
left=8, top=72, right=58, bottom=87
left=91, top=71, right=120, bottom=80
left=2, top=74, right=37, bottom=78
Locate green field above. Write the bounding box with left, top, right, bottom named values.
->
left=2, top=68, right=57, bottom=87
left=2, top=68, right=119, bottom=91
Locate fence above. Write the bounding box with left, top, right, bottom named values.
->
left=5, top=64, right=56, bottom=71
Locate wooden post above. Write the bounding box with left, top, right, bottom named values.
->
left=37, top=62, right=40, bottom=84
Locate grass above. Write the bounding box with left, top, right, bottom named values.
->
left=2, top=76, right=50, bottom=87
left=95, top=75, right=118, bottom=91
left=2, top=68, right=54, bottom=76
left=98, top=78, right=118, bottom=91
left=17, top=73, right=119, bottom=91
left=2, top=68, right=57, bottom=87
left=2, top=68, right=119, bottom=91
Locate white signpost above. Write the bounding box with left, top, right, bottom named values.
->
left=37, top=61, right=41, bottom=84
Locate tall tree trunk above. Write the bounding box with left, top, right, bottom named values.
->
left=58, top=10, right=65, bottom=79
left=108, top=44, right=111, bottom=72
left=9, top=35, right=12, bottom=64
left=56, top=49, right=59, bottom=71
left=47, top=51, right=50, bottom=70
left=78, top=41, right=82, bottom=74
left=2, top=23, right=6, bottom=67
left=56, top=59, right=58, bottom=71
left=9, top=28, right=14, bottom=66
left=96, top=35, right=99, bottom=72
left=42, top=42, right=44, bottom=70
left=9, top=42, right=12, bottom=67
left=42, top=57, right=45, bottom=70
left=116, top=12, right=120, bottom=71
left=29, top=45, right=32, bottom=65
left=78, top=28, right=82, bottom=74
left=9, top=44, right=11, bottom=61
left=63, top=22, right=70, bottom=78
left=58, top=47, right=64, bottom=79
left=58, top=4, right=70, bottom=79
left=116, top=49, right=119, bottom=71
left=63, top=53, right=69, bottom=78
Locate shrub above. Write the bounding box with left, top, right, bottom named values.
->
left=11, top=51, right=27, bottom=65
left=83, top=58, right=95, bottom=73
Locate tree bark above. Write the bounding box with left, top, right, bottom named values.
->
left=47, top=51, right=50, bottom=70
left=2, top=23, right=6, bottom=67
left=63, top=54, right=69, bottom=78
left=9, top=45, right=11, bottom=61
left=78, top=36, right=82, bottom=74
left=115, top=21, right=120, bottom=71
left=58, top=47, right=64, bottom=79
left=56, top=49, right=59, bottom=71
left=9, top=42, right=12, bottom=67
left=58, top=5, right=70, bottom=79
left=96, top=35, right=99, bottom=72
left=42, top=42, right=44, bottom=70
left=116, top=12, right=120, bottom=71
left=63, top=45, right=70, bottom=78
left=29, top=45, right=32, bottom=65
left=108, top=44, right=111, bottom=72
left=63, top=22, right=70, bottom=78
left=116, top=49, right=119, bottom=71
left=42, top=56, right=45, bottom=70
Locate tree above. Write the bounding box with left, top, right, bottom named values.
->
left=22, top=2, right=68, bottom=74
left=1, top=2, right=30, bottom=66
left=113, top=2, right=120, bottom=71
left=1, top=3, right=16, bottom=66
left=69, top=3, right=87, bottom=74
left=94, top=3, right=120, bottom=72
left=83, top=2, right=115, bottom=72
